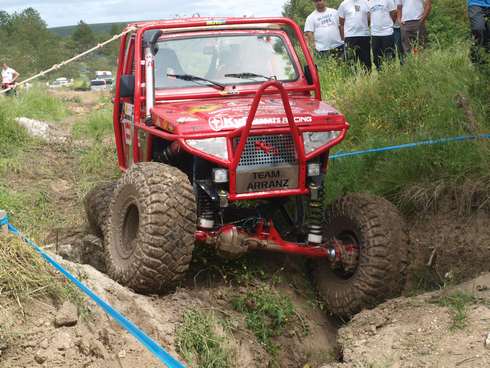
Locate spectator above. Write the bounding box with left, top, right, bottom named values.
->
left=1, top=63, right=19, bottom=96
left=468, top=0, right=490, bottom=60
left=397, top=0, right=432, bottom=54
left=338, top=0, right=372, bottom=71
left=304, top=0, right=345, bottom=60
left=393, top=18, right=404, bottom=62
left=369, top=0, right=398, bottom=70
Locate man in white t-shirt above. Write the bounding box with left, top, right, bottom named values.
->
left=2, top=63, right=19, bottom=96
left=397, top=0, right=432, bottom=53
left=369, top=0, right=397, bottom=70
left=338, top=0, right=372, bottom=70
left=304, top=0, right=345, bottom=60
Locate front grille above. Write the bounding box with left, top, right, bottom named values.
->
left=235, top=134, right=297, bottom=168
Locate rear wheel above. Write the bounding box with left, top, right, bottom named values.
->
left=84, top=181, right=117, bottom=237
left=312, top=193, right=408, bottom=318
left=104, top=162, right=196, bottom=293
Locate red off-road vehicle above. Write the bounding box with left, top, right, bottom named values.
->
left=85, top=17, right=408, bottom=318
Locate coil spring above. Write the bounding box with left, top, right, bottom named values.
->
left=197, top=188, right=216, bottom=222
left=308, top=185, right=324, bottom=240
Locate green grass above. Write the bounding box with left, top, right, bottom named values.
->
left=72, top=108, right=113, bottom=141
left=0, top=182, right=67, bottom=238
left=318, top=44, right=490, bottom=207
left=434, top=291, right=477, bottom=330
left=2, top=88, right=70, bottom=122
left=0, top=235, right=84, bottom=307
left=231, top=286, right=305, bottom=357
left=0, top=101, right=29, bottom=159
left=176, top=310, right=235, bottom=368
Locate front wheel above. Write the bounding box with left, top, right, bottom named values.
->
left=104, top=162, right=196, bottom=293
left=312, top=193, right=408, bottom=319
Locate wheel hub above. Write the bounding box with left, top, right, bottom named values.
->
left=330, top=236, right=360, bottom=276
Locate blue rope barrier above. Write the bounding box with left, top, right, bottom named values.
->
left=0, top=215, right=8, bottom=227
left=330, top=134, right=490, bottom=160
left=1, top=215, right=185, bottom=368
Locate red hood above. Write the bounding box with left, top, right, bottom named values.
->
left=151, top=96, right=345, bottom=135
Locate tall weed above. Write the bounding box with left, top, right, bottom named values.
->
left=320, top=45, right=490, bottom=203
left=4, top=87, right=69, bottom=122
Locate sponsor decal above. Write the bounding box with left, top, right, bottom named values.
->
left=219, top=90, right=240, bottom=96
left=159, top=119, right=174, bottom=132
left=246, top=170, right=289, bottom=192
left=254, top=141, right=279, bottom=156
left=208, top=116, right=313, bottom=131
left=176, top=116, right=200, bottom=123
left=207, top=19, right=226, bottom=25
left=123, top=103, right=134, bottom=120
left=188, top=104, right=222, bottom=113
left=123, top=119, right=132, bottom=145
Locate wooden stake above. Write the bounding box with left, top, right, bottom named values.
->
left=0, top=210, right=8, bottom=236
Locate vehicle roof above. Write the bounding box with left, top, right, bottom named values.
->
left=126, top=17, right=287, bottom=32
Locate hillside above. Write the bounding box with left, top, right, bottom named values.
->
left=49, top=21, right=129, bottom=37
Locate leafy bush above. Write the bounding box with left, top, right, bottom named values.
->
left=72, top=78, right=91, bottom=91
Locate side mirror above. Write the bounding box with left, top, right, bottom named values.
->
left=303, top=64, right=315, bottom=85
left=120, top=75, right=135, bottom=98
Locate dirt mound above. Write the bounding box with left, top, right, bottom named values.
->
left=0, top=252, right=338, bottom=368
left=334, top=273, right=490, bottom=368
left=406, top=207, right=490, bottom=290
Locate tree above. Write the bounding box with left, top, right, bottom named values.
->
left=282, top=0, right=313, bottom=28
left=71, top=20, right=96, bottom=53
left=0, top=8, right=65, bottom=75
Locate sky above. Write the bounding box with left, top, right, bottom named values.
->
left=1, top=0, right=288, bottom=28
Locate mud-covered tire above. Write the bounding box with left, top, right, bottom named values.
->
left=312, top=193, right=408, bottom=319
left=84, top=181, right=117, bottom=237
left=104, top=162, right=196, bottom=293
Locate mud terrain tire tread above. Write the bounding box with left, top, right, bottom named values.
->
left=312, top=193, right=408, bottom=319
left=84, top=181, right=117, bottom=237
left=104, top=162, right=196, bottom=293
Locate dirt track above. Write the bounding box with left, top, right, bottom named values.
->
left=1, top=91, right=490, bottom=368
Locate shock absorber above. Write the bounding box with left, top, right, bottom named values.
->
left=307, top=182, right=324, bottom=244
left=197, top=188, right=216, bottom=230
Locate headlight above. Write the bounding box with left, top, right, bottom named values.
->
left=212, top=168, right=228, bottom=183
left=186, top=137, right=228, bottom=160
left=307, top=162, right=321, bottom=177
left=303, top=131, right=341, bottom=154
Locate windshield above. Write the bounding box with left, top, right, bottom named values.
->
left=154, top=34, right=298, bottom=89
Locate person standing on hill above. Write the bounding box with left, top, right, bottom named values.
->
left=468, top=0, right=490, bottom=58
left=1, top=63, right=19, bottom=96
left=338, top=0, right=372, bottom=71
left=397, top=0, right=432, bottom=54
left=369, top=0, right=398, bottom=70
left=304, top=0, right=345, bottom=60
left=393, top=18, right=404, bottom=62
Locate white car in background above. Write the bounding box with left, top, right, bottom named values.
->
left=90, top=71, right=114, bottom=91
left=47, top=77, right=73, bottom=89
left=90, top=79, right=109, bottom=91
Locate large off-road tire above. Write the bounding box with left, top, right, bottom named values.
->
left=104, top=162, right=196, bottom=293
left=312, top=193, right=408, bottom=319
left=84, top=181, right=117, bottom=237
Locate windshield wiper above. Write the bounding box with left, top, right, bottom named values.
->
left=224, top=72, right=276, bottom=81
left=167, top=73, right=225, bottom=91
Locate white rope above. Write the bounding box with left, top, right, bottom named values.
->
left=0, top=26, right=138, bottom=94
